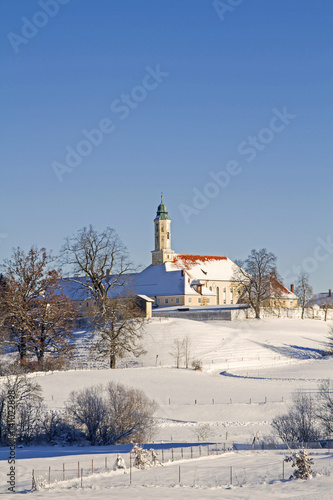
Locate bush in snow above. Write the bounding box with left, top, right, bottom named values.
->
left=192, top=359, right=202, bottom=371
left=66, top=382, right=157, bottom=445
left=150, top=448, right=162, bottom=466
left=284, top=449, right=314, bottom=479
left=114, top=454, right=126, bottom=471
left=132, top=444, right=151, bottom=469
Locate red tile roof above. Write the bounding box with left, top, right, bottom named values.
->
left=174, top=254, right=227, bottom=270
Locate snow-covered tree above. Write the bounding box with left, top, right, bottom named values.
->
left=150, top=448, right=162, bottom=466
left=114, top=454, right=126, bottom=471
left=132, top=444, right=151, bottom=469
left=285, top=449, right=314, bottom=479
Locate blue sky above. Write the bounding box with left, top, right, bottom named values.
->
left=1, top=0, right=332, bottom=292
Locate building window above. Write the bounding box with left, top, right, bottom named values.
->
left=290, top=300, right=293, bottom=306
left=207, top=298, right=210, bottom=304
left=167, top=232, right=170, bottom=239
left=230, top=287, right=234, bottom=305
left=165, top=298, right=169, bottom=304
left=176, top=298, right=179, bottom=303
left=86, top=302, right=89, bottom=307
left=188, top=297, right=192, bottom=303
left=198, top=298, right=201, bottom=303
left=223, top=287, right=226, bottom=303
left=171, top=298, right=174, bottom=302
left=79, top=302, right=81, bottom=306
left=283, top=301, right=286, bottom=306
left=161, top=226, right=164, bottom=232
left=216, top=286, right=220, bottom=305
left=209, top=286, right=212, bottom=291
left=157, top=298, right=160, bottom=305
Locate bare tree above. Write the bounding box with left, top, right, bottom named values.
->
left=170, top=338, right=184, bottom=369
left=272, top=391, right=320, bottom=446
left=66, top=385, right=106, bottom=445
left=0, top=374, right=43, bottom=444
left=315, top=379, right=333, bottom=436
left=92, top=294, right=146, bottom=369
left=233, top=249, right=278, bottom=319
left=320, top=299, right=333, bottom=322
left=326, top=324, right=333, bottom=355
left=60, top=226, right=145, bottom=369
left=105, top=381, right=157, bottom=444
left=295, top=271, right=313, bottom=320
left=0, top=247, right=76, bottom=367
left=183, top=336, right=191, bottom=369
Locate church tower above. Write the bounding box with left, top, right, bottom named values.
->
left=151, top=196, right=175, bottom=265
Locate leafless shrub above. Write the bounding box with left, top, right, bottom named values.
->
left=192, top=359, right=202, bottom=371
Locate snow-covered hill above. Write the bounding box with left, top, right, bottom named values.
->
left=1, top=317, right=333, bottom=498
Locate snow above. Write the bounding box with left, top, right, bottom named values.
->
left=1, top=317, right=333, bottom=498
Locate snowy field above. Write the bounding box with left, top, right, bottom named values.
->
left=1, top=317, right=333, bottom=498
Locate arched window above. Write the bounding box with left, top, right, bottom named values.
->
left=167, top=232, right=170, bottom=239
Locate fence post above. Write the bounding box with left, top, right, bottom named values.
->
left=92, top=459, right=93, bottom=474
left=172, top=448, right=174, bottom=462
left=63, top=463, right=65, bottom=481
left=105, top=457, right=107, bottom=472
left=162, top=449, right=164, bottom=463
left=191, top=447, right=193, bottom=459
left=230, top=466, right=232, bottom=485
left=199, top=446, right=201, bottom=457
left=215, top=444, right=218, bottom=455
left=282, top=459, right=285, bottom=480
left=130, top=452, right=132, bottom=485
left=78, top=462, right=80, bottom=479
left=207, top=445, right=209, bottom=456
left=48, top=466, right=51, bottom=486
left=81, top=468, right=83, bottom=488
left=179, top=465, right=181, bottom=484
left=181, top=447, right=183, bottom=459
left=32, top=469, right=35, bottom=490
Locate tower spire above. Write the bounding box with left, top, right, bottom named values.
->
left=151, top=196, right=174, bottom=265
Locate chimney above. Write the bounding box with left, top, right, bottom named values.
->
left=329, top=289, right=332, bottom=297
left=290, top=284, right=294, bottom=293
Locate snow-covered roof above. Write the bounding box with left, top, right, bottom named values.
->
left=270, top=278, right=298, bottom=299
left=307, top=291, right=333, bottom=307
left=167, top=254, right=239, bottom=282
left=136, top=294, right=155, bottom=302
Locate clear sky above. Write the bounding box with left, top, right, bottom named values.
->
left=1, top=0, right=332, bottom=293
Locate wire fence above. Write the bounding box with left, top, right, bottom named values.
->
left=32, top=442, right=331, bottom=490
left=32, top=443, right=233, bottom=489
